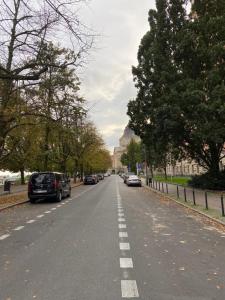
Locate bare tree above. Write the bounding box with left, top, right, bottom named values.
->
left=0, top=0, right=93, bottom=159
left=0, top=0, right=92, bottom=81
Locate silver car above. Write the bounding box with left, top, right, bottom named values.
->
left=126, top=175, right=142, bottom=187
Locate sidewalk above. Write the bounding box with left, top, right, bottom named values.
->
left=0, top=184, right=27, bottom=196
left=141, top=177, right=225, bottom=221
left=0, top=181, right=83, bottom=211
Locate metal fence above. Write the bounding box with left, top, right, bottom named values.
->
left=144, top=178, right=225, bottom=217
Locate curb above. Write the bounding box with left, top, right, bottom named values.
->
left=143, top=185, right=225, bottom=228
left=0, top=199, right=29, bottom=212
left=0, top=182, right=84, bottom=212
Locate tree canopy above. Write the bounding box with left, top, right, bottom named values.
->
left=128, top=0, right=225, bottom=180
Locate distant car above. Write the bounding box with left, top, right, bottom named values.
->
left=97, top=174, right=104, bottom=180
left=84, top=175, right=98, bottom=185
left=104, top=173, right=110, bottom=177
left=126, top=175, right=142, bottom=187
left=28, top=172, right=71, bottom=203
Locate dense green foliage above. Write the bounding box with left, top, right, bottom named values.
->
left=128, top=0, right=225, bottom=189
left=120, top=139, right=142, bottom=174
left=188, top=172, right=225, bottom=191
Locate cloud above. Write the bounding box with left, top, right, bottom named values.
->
left=79, top=0, right=155, bottom=152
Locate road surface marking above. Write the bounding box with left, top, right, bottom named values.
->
left=118, top=209, right=124, bottom=212
left=37, top=214, right=44, bottom=218
left=0, top=234, right=10, bottom=240
left=119, top=232, right=128, bottom=238
left=45, top=211, right=51, bottom=214
left=51, top=208, right=57, bottom=210
left=118, top=218, right=126, bottom=222
left=26, top=220, right=35, bottom=224
left=118, top=213, right=125, bottom=217
left=121, top=280, right=139, bottom=298
left=120, top=258, right=133, bottom=268
left=119, top=224, right=127, bottom=229
left=120, top=243, right=130, bottom=250
left=13, top=226, right=24, bottom=231
left=57, top=205, right=61, bottom=207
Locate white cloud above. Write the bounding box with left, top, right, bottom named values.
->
left=79, top=0, right=155, bottom=152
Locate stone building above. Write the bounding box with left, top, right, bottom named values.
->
left=112, top=126, right=140, bottom=173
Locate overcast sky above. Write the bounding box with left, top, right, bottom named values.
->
left=79, top=0, right=155, bottom=153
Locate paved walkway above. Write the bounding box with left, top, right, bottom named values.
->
left=0, top=184, right=27, bottom=196
left=141, top=178, right=225, bottom=218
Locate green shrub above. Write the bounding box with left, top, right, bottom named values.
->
left=188, top=171, right=225, bottom=190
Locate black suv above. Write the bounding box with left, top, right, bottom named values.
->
left=28, top=172, right=71, bottom=203
left=84, top=175, right=98, bottom=185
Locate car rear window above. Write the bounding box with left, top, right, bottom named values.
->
left=31, top=173, right=55, bottom=184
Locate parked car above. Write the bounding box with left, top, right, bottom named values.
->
left=97, top=174, right=104, bottom=180
left=126, top=175, right=142, bottom=187
left=28, top=172, right=71, bottom=203
left=123, top=172, right=135, bottom=183
left=84, top=175, right=98, bottom=185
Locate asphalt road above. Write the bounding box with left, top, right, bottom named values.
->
left=0, top=176, right=225, bottom=300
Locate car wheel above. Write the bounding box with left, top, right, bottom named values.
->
left=56, top=191, right=62, bottom=202
left=68, top=189, right=71, bottom=197
left=30, top=198, right=36, bottom=204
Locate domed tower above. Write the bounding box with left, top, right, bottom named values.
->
left=119, top=126, right=140, bottom=149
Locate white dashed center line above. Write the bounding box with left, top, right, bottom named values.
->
left=118, top=213, right=125, bottom=217
left=119, top=232, right=128, bottom=238
left=37, top=214, right=44, bottom=218
left=26, top=220, right=35, bottom=224
left=45, top=211, right=51, bottom=214
left=51, top=208, right=57, bottom=210
left=119, top=224, right=127, bottom=229
left=121, top=280, right=139, bottom=298
left=116, top=179, right=139, bottom=298
left=118, top=218, right=126, bottom=222
left=120, top=243, right=130, bottom=250
left=120, top=258, right=133, bottom=268
left=13, top=226, right=24, bottom=231
left=0, top=234, right=10, bottom=240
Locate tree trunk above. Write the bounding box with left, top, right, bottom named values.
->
left=73, top=159, right=79, bottom=183
left=44, top=124, right=50, bottom=170
left=164, top=166, right=167, bottom=180
left=20, top=168, right=25, bottom=185
left=80, top=163, right=84, bottom=181
left=150, top=164, right=154, bottom=178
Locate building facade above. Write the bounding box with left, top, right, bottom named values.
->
left=112, top=126, right=140, bottom=173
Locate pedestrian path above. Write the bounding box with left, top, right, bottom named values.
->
left=141, top=177, right=225, bottom=220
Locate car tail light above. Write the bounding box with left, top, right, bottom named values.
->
left=28, top=182, right=32, bottom=193
left=53, top=180, right=59, bottom=189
